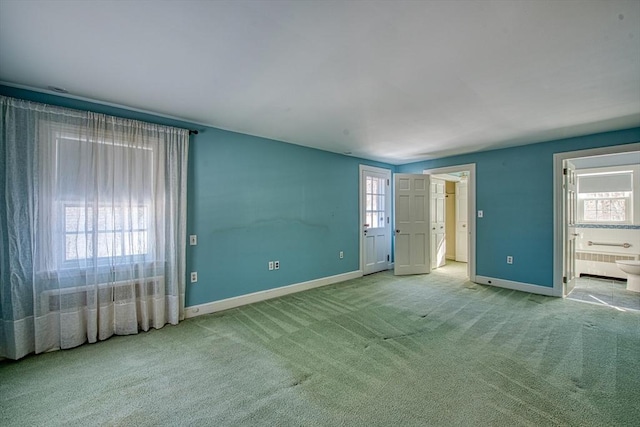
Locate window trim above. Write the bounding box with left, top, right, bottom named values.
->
left=578, top=194, right=631, bottom=224
left=38, top=119, right=160, bottom=275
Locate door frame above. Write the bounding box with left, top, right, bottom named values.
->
left=552, top=142, right=640, bottom=297
left=359, top=164, right=393, bottom=274
left=423, top=164, right=476, bottom=281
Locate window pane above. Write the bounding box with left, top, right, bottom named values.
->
left=125, top=231, right=148, bottom=256
left=97, top=207, right=113, bottom=231
left=97, top=232, right=122, bottom=257
left=65, top=207, right=84, bottom=232
left=134, top=207, right=147, bottom=229
left=65, top=233, right=91, bottom=261
left=113, top=206, right=123, bottom=231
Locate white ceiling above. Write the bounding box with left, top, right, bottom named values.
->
left=1, top=0, right=639, bottom=164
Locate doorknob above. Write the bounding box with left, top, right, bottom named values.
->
left=396, top=229, right=400, bottom=233
left=432, top=227, right=436, bottom=230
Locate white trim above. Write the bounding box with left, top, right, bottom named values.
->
left=475, top=275, right=555, bottom=296
left=184, top=270, right=363, bottom=319
left=423, top=163, right=476, bottom=282
left=553, top=142, right=640, bottom=297
left=359, top=165, right=393, bottom=274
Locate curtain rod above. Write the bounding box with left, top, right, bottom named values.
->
left=189, top=130, right=199, bottom=135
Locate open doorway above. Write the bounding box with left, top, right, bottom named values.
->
left=554, top=143, right=640, bottom=311
left=424, top=164, right=476, bottom=282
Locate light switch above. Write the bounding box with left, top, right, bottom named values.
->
left=477, top=210, right=483, bottom=218
left=189, top=235, right=197, bottom=245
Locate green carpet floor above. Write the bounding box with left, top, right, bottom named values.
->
left=1, top=263, right=639, bottom=426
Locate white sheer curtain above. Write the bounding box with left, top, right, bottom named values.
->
left=0, top=96, right=189, bottom=360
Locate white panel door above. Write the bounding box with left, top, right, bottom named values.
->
left=455, top=180, right=468, bottom=262
left=394, top=174, right=430, bottom=276
left=563, top=160, right=578, bottom=296
left=430, top=178, right=446, bottom=269
left=361, top=168, right=391, bottom=275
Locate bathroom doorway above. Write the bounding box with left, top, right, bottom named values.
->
left=423, top=164, right=476, bottom=282
left=553, top=143, right=640, bottom=311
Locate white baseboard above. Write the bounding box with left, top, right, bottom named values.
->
left=474, top=275, right=556, bottom=296
left=185, top=270, right=363, bottom=319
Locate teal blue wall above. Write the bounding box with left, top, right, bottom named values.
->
left=0, top=86, right=393, bottom=307
left=398, top=128, right=640, bottom=288
left=3, top=85, right=638, bottom=298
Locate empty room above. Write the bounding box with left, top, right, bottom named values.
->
left=1, top=1, right=639, bottom=425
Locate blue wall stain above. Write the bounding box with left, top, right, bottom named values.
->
left=398, top=128, right=640, bottom=287
left=0, top=85, right=394, bottom=307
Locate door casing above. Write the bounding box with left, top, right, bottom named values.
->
left=552, top=142, right=640, bottom=297
left=423, top=164, right=476, bottom=281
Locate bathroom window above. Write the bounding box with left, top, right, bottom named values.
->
left=580, top=192, right=629, bottom=222
left=577, top=171, right=633, bottom=224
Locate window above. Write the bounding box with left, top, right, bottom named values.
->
left=63, top=205, right=149, bottom=262
left=578, top=171, right=633, bottom=224
left=45, top=126, right=157, bottom=270
left=365, top=176, right=387, bottom=228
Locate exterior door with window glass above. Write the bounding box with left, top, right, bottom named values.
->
left=563, top=160, right=577, bottom=296
left=394, top=174, right=430, bottom=275
left=361, top=167, right=391, bottom=275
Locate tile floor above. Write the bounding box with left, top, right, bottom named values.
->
left=567, top=275, right=640, bottom=311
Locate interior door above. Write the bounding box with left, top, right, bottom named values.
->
left=455, top=180, right=468, bottom=262
left=394, top=174, right=430, bottom=275
left=430, top=178, right=446, bottom=269
left=563, top=160, right=578, bottom=296
left=362, top=168, right=391, bottom=275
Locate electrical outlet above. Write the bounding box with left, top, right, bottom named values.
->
left=268, top=261, right=274, bottom=271
left=189, top=235, right=197, bottom=245
left=506, top=256, right=513, bottom=264
left=190, top=272, right=198, bottom=283
left=274, top=260, right=280, bottom=270
left=339, top=251, right=344, bottom=259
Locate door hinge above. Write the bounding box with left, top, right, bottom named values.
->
left=387, top=179, right=390, bottom=186
left=563, top=168, right=567, bottom=175
left=562, top=276, right=567, bottom=284
left=387, top=217, right=390, bottom=224
left=387, top=255, right=390, bottom=262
